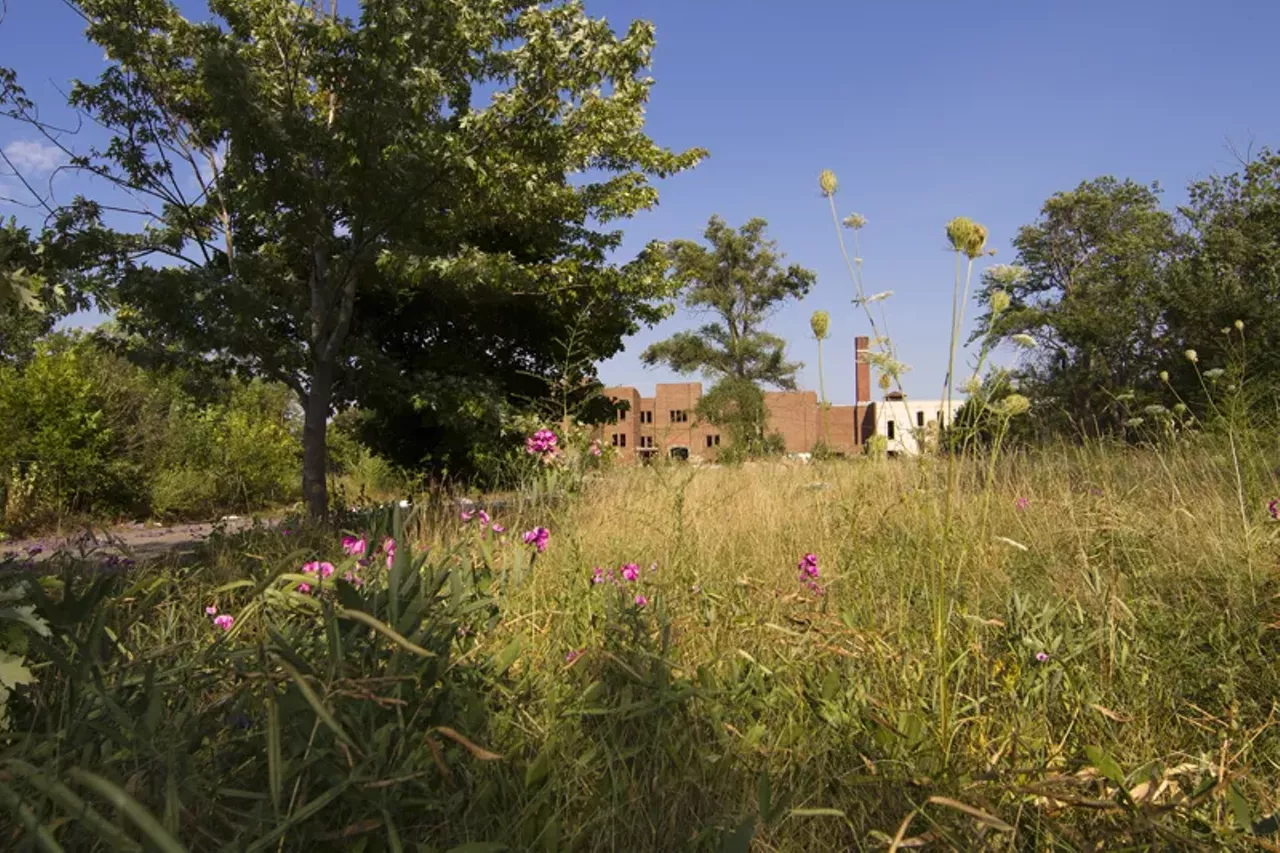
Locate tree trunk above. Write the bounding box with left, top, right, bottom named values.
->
left=301, top=358, right=333, bottom=520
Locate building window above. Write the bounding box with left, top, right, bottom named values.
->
left=705, top=434, right=720, bottom=448
left=640, top=410, right=653, bottom=424
left=619, top=433, right=626, bottom=448
left=640, top=436, right=654, bottom=449
left=916, top=410, right=925, bottom=427
left=611, top=434, right=618, bottom=447
left=887, top=420, right=896, bottom=440
left=669, top=410, right=688, bottom=423
left=619, top=409, right=626, bottom=421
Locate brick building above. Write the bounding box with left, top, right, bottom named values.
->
left=599, top=336, right=882, bottom=461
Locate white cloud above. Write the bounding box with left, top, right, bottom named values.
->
left=2, top=139, right=64, bottom=174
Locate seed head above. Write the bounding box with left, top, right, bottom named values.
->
left=1184, top=349, right=1198, bottom=364
left=878, top=373, right=891, bottom=391
left=990, top=290, right=1011, bottom=315
left=1159, top=370, right=1169, bottom=383
left=1234, top=319, right=1244, bottom=331
left=810, top=310, right=830, bottom=340
left=946, top=216, right=988, bottom=258
left=842, top=212, right=867, bottom=230
left=1011, top=334, right=1037, bottom=349
left=818, top=170, right=838, bottom=197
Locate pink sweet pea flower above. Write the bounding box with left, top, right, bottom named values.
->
left=297, top=582, right=312, bottom=595
left=461, top=509, right=475, bottom=522
left=491, top=523, right=505, bottom=534
left=591, top=566, right=605, bottom=584
left=382, top=538, right=396, bottom=568
left=522, top=527, right=550, bottom=553
left=204, top=605, right=218, bottom=616
left=478, top=510, right=491, bottom=526
left=213, top=614, right=234, bottom=631
left=621, top=562, right=640, bottom=582
left=343, top=571, right=364, bottom=587
left=633, top=594, right=648, bottom=608
left=341, top=535, right=367, bottom=556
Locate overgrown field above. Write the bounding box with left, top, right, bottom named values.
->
left=3, top=442, right=1279, bottom=851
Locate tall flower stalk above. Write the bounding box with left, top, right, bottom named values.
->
left=811, top=310, right=831, bottom=446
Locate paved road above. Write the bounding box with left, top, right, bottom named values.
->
left=1, top=517, right=270, bottom=567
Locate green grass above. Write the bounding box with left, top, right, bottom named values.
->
left=3, top=440, right=1279, bottom=850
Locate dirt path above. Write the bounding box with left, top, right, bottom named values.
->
left=1, top=517, right=272, bottom=567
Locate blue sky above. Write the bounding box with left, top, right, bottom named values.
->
left=3, top=1, right=1279, bottom=402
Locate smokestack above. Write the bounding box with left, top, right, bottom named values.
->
left=854, top=336, right=870, bottom=404
left=854, top=336, right=871, bottom=448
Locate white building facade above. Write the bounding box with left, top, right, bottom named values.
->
left=873, top=395, right=965, bottom=456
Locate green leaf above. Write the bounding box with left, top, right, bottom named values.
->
left=720, top=815, right=755, bottom=853
left=1229, top=783, right=1253, bottom=833
left=1084, top=745, right=1126, bottom=787
left=493, top=638, right=522, bottom=677
left=524, top=747, right=551, bottom=789
left=67, top=768, right=187, bottom=853
left=274, top=656, right=358, bottom=752
left=0, top=650, right=35, bottom=688
left=788, top=808, right=848, bottom=819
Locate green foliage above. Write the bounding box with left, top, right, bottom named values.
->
left=0, top=334, right=304, bottom=532
left=6, top=0, right=703, bottom=516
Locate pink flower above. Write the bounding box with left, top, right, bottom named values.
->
left=343, top=571, right=364, bottom=587
left=461, top=509, right=475, bottom=522
left=204, top=605, right=218, bottom=616
left=1269, top=498, right=1279, bottom=521
left=589, top=441, right=602, bottom=458
left=491, top=523, right=505, bottom=534
left=1035, top=651, right=1050, bottom=663
left=341, top=535, right=367, bottom=556
left=522, top=527, right=550, bottom=553
left=621, top=562, right=640, bottom=582
left=798, top=553, right=820, bottom=581
left=303, top=561, right=334, bottom=578
left=297, top=582, right=312, bottom=595
left=591, top=566, right=605, bottom=584
left=213, top=614, right=234, bottom=631
left=633, top=594, right=648, bottom=608
left=478, top=510, right=491, bottom=526
left=525, top=429, right=559, bottom=455
left=1016, top=496, right=1030, bottom=512
left=565, top=649, right=582, bottom=663
left=382, top=538, right=396, bottom=567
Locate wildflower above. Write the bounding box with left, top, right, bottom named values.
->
left=985, top=264, right=1029, bottom=288
left=342, top=570, right=364, bottom=587
left=205, top=605, right=218, bottom=616
left=1184, top=349, right=1198, bottom=364
left=634, top=594, right=649, bottom=608
left=491, top=523, right=505, bottom=534
left=842, top=212, right=867, bottom=230
left=798, top=553, right=820, bottom=581
left=478, top=510, right=491, bottom=526
left=1268, top=499, right=1279, bottom=521
left=213, top=614, right=234, bottom=631
left=1011, top=334, right=1037, bottom=349
left=810, top=310, right=830, bottom=340
left=589, top=441, right=602, bottom=457
left=525, top=428, right=559, bottom=456
left=999, top=394, right=1030, bottom=417
left=945, top=216, right=988, bottom=259
left=297, top=582, right=312, bottom=595
left=621, top=562, right=640, bottom=582
left=1203, top=368, right=1224, bottom=380
left=302, top=560, right=335, bottom=579
left=989, top=289, right=1011, bottom=315
left=1035, top=651, right=1049, bottom=663
left=818, top=169, right=838, bottom=197
left=382, top=538, right=396, bottom=568
left=461, top=508, right=475, bottom=522
left=1159, top=370, right=1169, bottom=383
left=282, top=528, right=292, bottom=536
left=1016, top=496, right=1030, bottom=512
left=565, top=649, right=582, bottom=663
left=341, top=535, right=367, bottom=556
left=522, top=527, right=550, bottom=553
left=806, top=581, right=826, bottom=596
left=1234, top=319, right=1245, bottom=332
left=591, top=566, right=605, bottom=584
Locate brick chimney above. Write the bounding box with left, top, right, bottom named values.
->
left=854, top=336, right=873, bottom=447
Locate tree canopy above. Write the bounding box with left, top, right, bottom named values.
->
left=1, top=0, right=704, bottom=514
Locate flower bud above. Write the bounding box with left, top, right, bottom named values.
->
left=810, top=310, right=830, bottom=340
left=990, top=290, right=1010, bottom=315
left=1000, top=394, right=1030, bottom=417
left=819, top=170, right=838, bottom=197
left=1184, top=349, right=1198, bottom=364
left=946, top=216, right=988, bottom=259
left=1158, top=370, right=1169, bottom=383
left=842, top=213, right=867, bottom=230
left=1234, top=319, right=1244, bottom=331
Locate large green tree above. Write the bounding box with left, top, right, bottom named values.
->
left=974, top=178, right=1182, bottom=433
left=1, top=0, right=702, bottom=516
left=642, top=215, right=814, bottom=448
